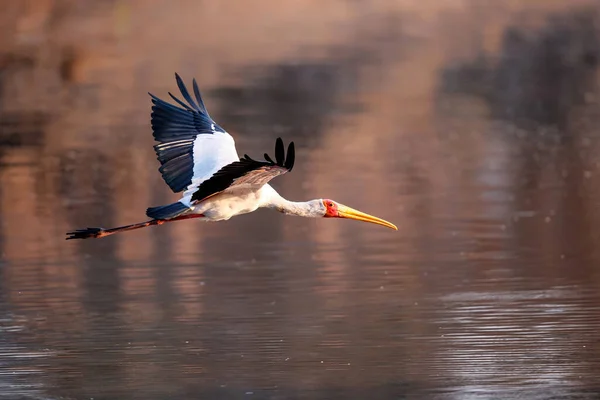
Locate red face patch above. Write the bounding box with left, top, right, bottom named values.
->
left=323, top=199, right=338, bottom=218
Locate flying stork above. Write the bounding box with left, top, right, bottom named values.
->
left=66, top=74, right=397, bottom=240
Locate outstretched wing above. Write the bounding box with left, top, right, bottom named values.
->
left=149, top=73, right=239, bottom=194
left=191, top=137, right=295, bottom=203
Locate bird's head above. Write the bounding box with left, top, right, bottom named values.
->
left=321, top=199, right=397, bottom=230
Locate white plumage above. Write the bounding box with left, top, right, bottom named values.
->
left=181, top=131, right=239, bottom=206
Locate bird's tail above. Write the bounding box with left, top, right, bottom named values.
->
left=66, top=213, right=203, bottom=240
left=146, top=201, right=190, bottom=220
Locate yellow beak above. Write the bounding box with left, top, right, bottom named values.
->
left=337, top=204, right=398, bottom=230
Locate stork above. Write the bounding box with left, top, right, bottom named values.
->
left=66, top=74, right=397, bottom=240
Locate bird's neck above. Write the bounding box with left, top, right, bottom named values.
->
left=262, top=186, right=322, bottom=218
left=276, top=200, right=317, bottom=218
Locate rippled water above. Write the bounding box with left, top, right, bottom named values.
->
left=1, top=1, right=600, bottom=399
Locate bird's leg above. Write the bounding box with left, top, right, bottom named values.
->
left=66, top=214, right=204, bottom=240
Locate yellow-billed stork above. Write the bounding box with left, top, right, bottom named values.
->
left=66, top=74, right=397, bottom=240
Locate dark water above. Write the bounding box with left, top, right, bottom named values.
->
left=1, top=2, right=600, bottom=399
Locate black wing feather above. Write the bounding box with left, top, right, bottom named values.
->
left=174, top=73, right=201, bottom=112
left=275, top=137, right=285, bottom=165
left=168, top=91, right=194, bottom=111
left=284, top=142, right=295, bottom=171
left=191, top=138, right=295, bottom=202
left=150, top=73, right=226, bottom=193
left=193, top=78, right=210, bottom=115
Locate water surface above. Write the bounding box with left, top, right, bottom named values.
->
left=1, top=1, right=600, bottom=399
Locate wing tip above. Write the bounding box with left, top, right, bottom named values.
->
left=264, top=137, right=295, bottom=171
left=150, top=73, right=215, bottom=118
left=285, top=141, right=295, bottom=171
left=275, top=137, right=285, bottom=166
left=174, top=72, right=183, bottom=84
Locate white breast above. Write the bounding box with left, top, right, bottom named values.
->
left=193, top=187, right=266, bottom=221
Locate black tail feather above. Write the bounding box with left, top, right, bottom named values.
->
left=146, top=201, right=190, bottom=220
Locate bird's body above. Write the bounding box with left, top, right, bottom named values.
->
left=194, top=185, right=272, bottom=221
left=66, top=74, right=396, bottom=240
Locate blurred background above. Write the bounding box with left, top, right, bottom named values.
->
left=1, top=1, right=600, bottom=399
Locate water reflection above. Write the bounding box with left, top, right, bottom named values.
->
left=439, top=8, right=599, bottom=130
left=1, top=1, right=600, bottom=399
left=212, top=62, right=358, bottom=139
